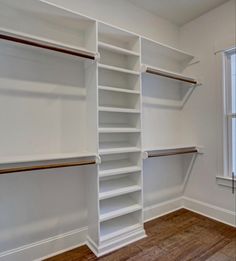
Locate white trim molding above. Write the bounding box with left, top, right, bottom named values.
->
left=1, top=196, right=235, bottom=261
left=144, top=197, right=183, bottom=222
left=216, top=175, right=236, bottom=188
left=0, top=227, right=87, bottom=261
left=183, top=196, right=235, bottom=227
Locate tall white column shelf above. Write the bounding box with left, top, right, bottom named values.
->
left=86, top=23, right=146, bottom=256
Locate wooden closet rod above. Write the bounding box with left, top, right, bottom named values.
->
left=0, top=159, right=96, bottom=175
left=147, top=147, right=198, bottom=158
left=0, top=32, right=96, bottom=60
left=145, top=67, right=198, bottom=85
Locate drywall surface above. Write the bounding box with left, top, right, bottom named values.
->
left=179, top=0, right=236, bottom=212
left=47, top=0, right=179, bottom=47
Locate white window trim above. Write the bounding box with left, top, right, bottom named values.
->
left=215, top=38, right=236, bottom=188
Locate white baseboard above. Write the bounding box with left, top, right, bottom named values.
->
left=144, top=197, right=183, bottom=222
left=0, top=227, right=87, bottom=261
left=1, top=196, right=234, bottom=261
left=183, top=196, right=235, bottom=227
left=87, top=226, right=146, bottom=257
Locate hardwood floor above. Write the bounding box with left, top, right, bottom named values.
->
left=45, top=209, right=236, bottom=261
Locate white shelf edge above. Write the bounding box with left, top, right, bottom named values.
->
left=98, top=85, right=140, bottom=95
left=100, top=205, right=142, bottom=222
left=141, top=36, right=195, bottom=61
left=143, top=145, right=204, bottom=158
left=98, top=41, right=140, bottom=56
left=99, top=128, right=141, bottom=133
left=0, top=27, right=98, bottom=60
left=99, top=186, right=141, bottom=200
left=98, top=63, right=140, bottom=75
left=99, top=147, right=141, bottom=155
left=144, top=145, right=204, bottom=152
left=142, top=64, right=200, bottom=85
left=99, top=167, right=142, bottom=178
left=0, top=152, right=98, bottom=165
left=99, top=106, right=140, bottom=114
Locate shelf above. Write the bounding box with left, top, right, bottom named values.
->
left=99, top=162, right=141, bottom=178
left=144, top=146, right=200, bottom=158
left=100, top=196, right=141, bottom=222
left=99, top=128, right=141, bottom=133
left=99, top=106, right=140, bottom=114
left=98, top=41, right=139, bottom=56
left=98, top=63, right=140, bottom=75
left=98, top=85, right=140, bottom=95
left=0, top=153, right=97, bottom=175
left=99, top=143, right=140, bottom=155
left=100, top=214, right=141, bottom=242
left=142, top=64, right=199, bottom=85
left=0, top=152, right=97, bottom=165
left=99, top=177, right=141, bottom=200
left=141, top=37, right=194, bottom=63
left=0, top=28, right=97, bottom=61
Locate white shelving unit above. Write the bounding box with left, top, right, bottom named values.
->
left=0, top=0, right=98, bottom=163
left=0, top=1, right=201, bottom=258
left=86, top=22, right=146, bottom=257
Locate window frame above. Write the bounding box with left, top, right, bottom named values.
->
left=215, top=39, right=236, bottom=188
left=224, top=49, right=235, bottom=178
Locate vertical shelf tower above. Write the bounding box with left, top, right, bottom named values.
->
left=87, top=23, right=146, bottom=256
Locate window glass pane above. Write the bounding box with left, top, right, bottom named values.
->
left=232, top=118, right=236, bottom=175
left=231, top=53, right=236, bottom=113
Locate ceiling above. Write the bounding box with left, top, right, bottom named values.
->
left=128, top=0, right=229, bottom=26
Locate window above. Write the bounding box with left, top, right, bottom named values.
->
left=225, top=49, right=236, bottom=177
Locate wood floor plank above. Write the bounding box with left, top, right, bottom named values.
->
left=45, top=209, right=236, bottom=261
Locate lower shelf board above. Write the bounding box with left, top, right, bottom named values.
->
left=100, top=214, right=142, bottom=242
left=99, top=106, right=140, bottom=114
left=100, top=196, right=141, bottom=222
left=99, top=128, right=141, bottom=133
left=99, top=177, right=141, bottom=200
left=99, top=167, right=141, bottom=178
left=99, top=143, right=141, bottom=155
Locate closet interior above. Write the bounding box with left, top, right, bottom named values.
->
left=0, top=0, right=203, bottom=257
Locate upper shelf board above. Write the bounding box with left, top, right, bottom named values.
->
left=144, top=145, right=204, bottom=158
left=141, top=37, right=195, bottom=63
left=98, top=41, right=139, bottom=56
left=0, top=152, right=97, bottom=165
left=0, top=153, right=98, bottom=175
left=0, top=28, right=98, bottom=60
left=141, top=64, right=200, bottom=85
left=98, top=22, right=140, bottom=53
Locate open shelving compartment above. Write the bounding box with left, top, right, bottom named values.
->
left=86, top=22, right=146, bottom=257
left=99, top=152, right=142, bottom=178
left=141, top=37, right=202, bottom=214
left=99, top=171, right=142, bottom=200
left=99, top=132, right=141, bottom=155
left=99, top=111, right=141, bottom=133
left=0, top=0, right=97, bottom=58
left=141, top=37, right=200, bottom=109
left=0, top=0, right=98, bottom=172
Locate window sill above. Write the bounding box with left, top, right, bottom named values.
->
left=216, top=176, right=236, bottom=188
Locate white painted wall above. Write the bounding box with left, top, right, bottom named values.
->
left=47, top=0, right=179, bottom=46
left=179, top=0, right=236, bottom=211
